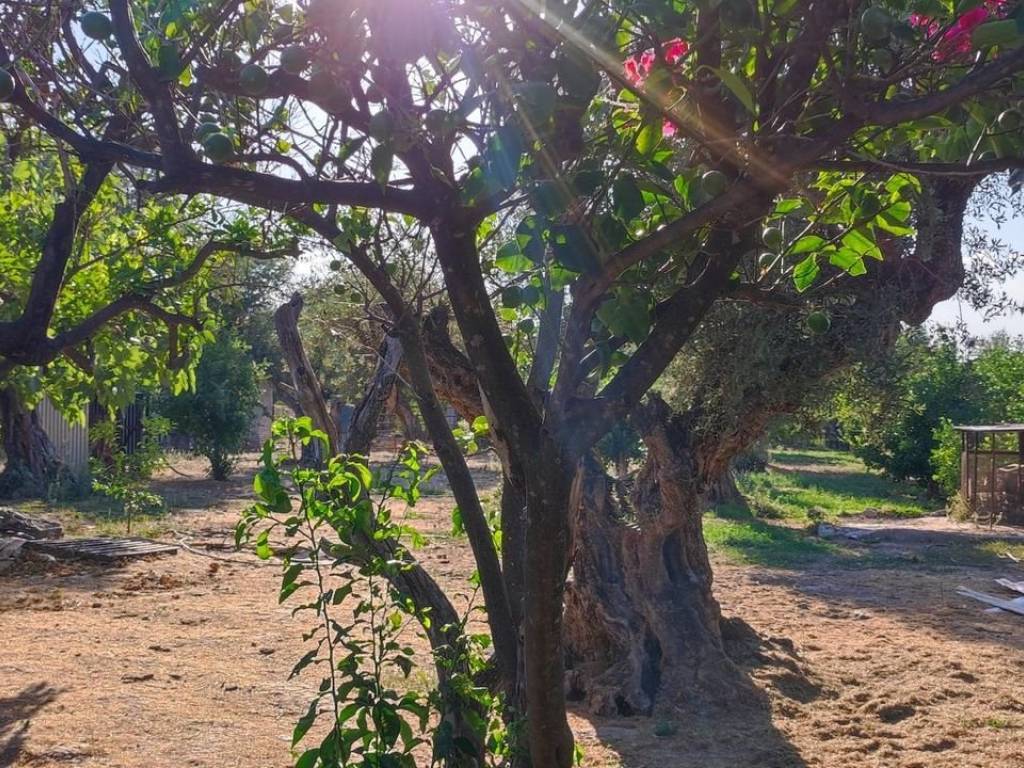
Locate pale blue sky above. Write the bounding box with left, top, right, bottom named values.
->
left=929, top=208, right=1024, bottom=336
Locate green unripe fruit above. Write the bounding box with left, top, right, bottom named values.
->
left=520, top=285, right=541, bottom=306
left=239, top=63, right=269, bottom=96
left=329, top=259, right=342, bottom=271
left=333, top=284, right=346, bottom=295
left=195, top=121, right=221, bottom=142
left=425, top=108, right=453, bottom=136
left=997, top=109, right=1021, bottom=131
left=280, top=45, right=310, bottom=75
left=501, top=286, right=523, bottom=309
left=719, top=0, right=755, bottom=30
left=806, top=311, right=831, bottom=335
left=368, top=111, right=395, bottom=142
left=517, top=318, right=536, bottom=333
left=0, top=69, right=15, bottom=101
left=218, top=51, right=243, bottom=71
left=762, top=226, right=783, bottom=251
left=860, top=7, right=893, bottom=43
left=81, top=11, right=113, bottom=40
left=972, top=19, right=1019, bottom=49
left=700, top=170, right=729, bottom=197
left=202, top=132, right=234, bottom=162
left=870, top=48, right=894, bottom=72
left=157, top=44, right=182, bottom=81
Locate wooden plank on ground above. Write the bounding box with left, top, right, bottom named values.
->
left=23, top=537, right=178, bottom=563
left=0, top=507, right=63, bottom=539
left=956, top=586, right=1024, bottom=617
left=995, top=578, right=1024, bottom=595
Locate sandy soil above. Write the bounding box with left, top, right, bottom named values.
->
left=2, top=456, right=1024, bottom=768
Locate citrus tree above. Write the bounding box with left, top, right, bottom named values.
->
left=3, top=0, right=1024, bottom=763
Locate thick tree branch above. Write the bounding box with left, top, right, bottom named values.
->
left=108, top=0, right=189, bottom=166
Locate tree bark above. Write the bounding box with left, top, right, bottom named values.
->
left=564, top=400, right=742, bottom=716
left=344, top=330, right=403, bottom=455
left=390, top=388, right=421, bottom=441
left=273, top=294, right=339, bottom=454
left=703, top=469, right=746, bottom=508
left=0, top=389, right=63, bottom=499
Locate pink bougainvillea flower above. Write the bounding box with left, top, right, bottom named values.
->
left=908, top=12, right=940, bottom=37
left=624, top=56, right=644, bottom=86
left=623, top=38, right=688, bottom=86
left=623, top=37, right=690, bottom=137
left=911, top=0, right=1011, bottom=61
left=663, top=38, right=689, bottom=65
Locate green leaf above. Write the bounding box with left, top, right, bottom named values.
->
left=596, top=291, right=651, bottom=343
left=255, top=529, right=272, bottom=560
left=370, top=145, right=394, bottom=187
left=841, top=228, right=883, bottom=260
left=775, top=197, right=808, bottom=215
left=494, top=241, right=532, bottom=273
left=710, top=66, right=756, bottom=114
left=290, top=648, right=319, bottom=679
left=635, top=121, right=661, bottom=156
left=295, top=749, right=320, bottom=768
left=793, top=254, right=820, bottom=292
left=549, top=224, right=597, bottom=273
left=511, top=82, right=557, bottom=124
left=612, top=174, right=645, bottom=222
left=829, top=248, right=867, bottom=276
left=790, top=235, right=827, bottom=255
left=293, top=699, right=320, bottom=746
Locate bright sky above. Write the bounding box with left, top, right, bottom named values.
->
left=929, top=208, right=1024, bottom=337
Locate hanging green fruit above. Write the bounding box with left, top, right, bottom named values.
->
left=239, top=63, right=269, bottom=96
left=0, top=70, right=15, bottom=101
left=202, top=132, right=234, bottom=162
left=806, top=311, right=831, bottom=335
left=280, top=46, right=310, bottom=75
left=81, top=11, right=113, bottom=40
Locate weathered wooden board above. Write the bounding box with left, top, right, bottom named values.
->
left=995, top=578, right=1024, bottom=595
left=956, top=586, right=1024, bottom=617
left=0, top=507, right=63, bottom=540
left=23, top=537, right=178, bottom=563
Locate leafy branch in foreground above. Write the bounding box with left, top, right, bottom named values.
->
left=237, top=417, right=506, bottom=768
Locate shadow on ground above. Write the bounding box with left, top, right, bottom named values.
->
left=573, top=619, right=812, bottom=768
left=0, top=683, right=60, bottom=766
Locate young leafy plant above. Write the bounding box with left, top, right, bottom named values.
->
left=238, top=418, right=506, bottom=767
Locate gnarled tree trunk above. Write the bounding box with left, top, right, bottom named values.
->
left=345, top=329, right=403, bottom=455
left=563, top=400, right=742, bottom=716
left=0, top=389, right=62, bottom=498
left=274, top=293, right=340, bottom=454
left=703, top=469, right=745, bottom=508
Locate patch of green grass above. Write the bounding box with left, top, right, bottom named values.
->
left=13, top=497, right=173, bottom=540
left=737, top=448, right=934, bottom=522
left=976, top=539, right=1024, bottom=563
left=767, top=448, right=861, bottom=469
left=703, top=504, right=836, bottom=567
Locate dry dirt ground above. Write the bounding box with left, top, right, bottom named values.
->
left=2, top=455, right=1024, bottom=768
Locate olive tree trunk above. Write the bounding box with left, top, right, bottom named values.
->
left=0, top=388, right=63, bottom=499
left=563, top=400, right=742, bottom=716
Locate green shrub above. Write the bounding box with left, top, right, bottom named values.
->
left=159, top=334, right=263, bottom=480
left=90, top=416, right=169, bottom=533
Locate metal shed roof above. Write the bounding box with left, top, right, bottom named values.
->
left=953, top=424, right=1024, bottom=432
